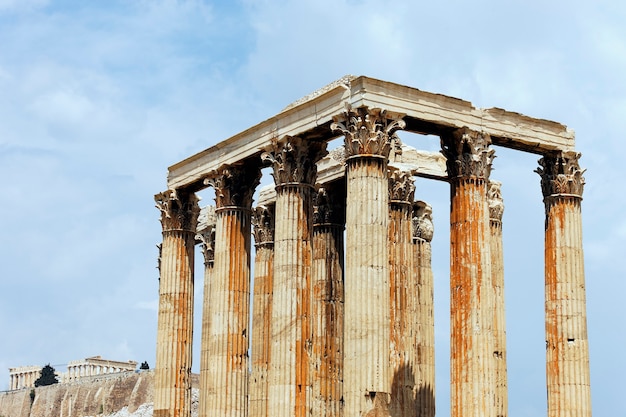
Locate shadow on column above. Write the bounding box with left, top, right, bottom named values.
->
left=390, top=364, right=435, bottom=417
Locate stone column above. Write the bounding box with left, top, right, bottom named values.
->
left=388, top=170, right=417, bottom=417
left=412, top=201, right=436, bottom=417
left=488, top=181, right=508, bottom=417
left=262, top=136, right=327, bottom=417
left=536, top=152, right=591, bottom=417
left=310, top=182, right=346, bottom=417
left=154, top=189, right=200, bottom=417
left=249, top=203, right=276, bottom=417
left=332, top=105, right=405, bottom=416
left=204, top=163, right=261, bottom=417
left=197, top=207, right=216, bottom=417
left=441, top=127, right=496, bottom=417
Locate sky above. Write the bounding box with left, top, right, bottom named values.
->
left=0, top=0, right=624, bottom=415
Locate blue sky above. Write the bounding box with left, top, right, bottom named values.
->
left=0, top=0, right=624, bottom=415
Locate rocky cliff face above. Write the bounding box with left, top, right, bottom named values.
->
left=0, top=371, right=199, bottom=417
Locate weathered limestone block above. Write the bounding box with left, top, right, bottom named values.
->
left=441, top=127, right=497, bottom=417
left=203, top=163, right=261, bottom=417
left=310, top=183, right=345, bottom=417
left=262, top=136, right=326, bottom=417
left=388, top=170, right=417, bottom=417
left=332, top=105, right=405, bottom=417
left=196, top=206, right=216, bottom=417
left=488, top=180, right=508, bottom=417
left=537, top=152, right=591, bottom=417
left=249, top=203, right=276, bottom=417
left=154, top=190, right=200, bottom=417
left=412, top=201, right=436, bottom=417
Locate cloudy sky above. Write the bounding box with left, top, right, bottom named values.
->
left=1, top=0, right=624, bottom=415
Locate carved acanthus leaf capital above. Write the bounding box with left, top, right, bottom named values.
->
left=388, top=170, right=415, bottom=203
left=252, top=204, right=275, bottom=246
left=331, top=105, right=405, bottom=158
left=441, top=127, right=495, bottom=179
left=261, top=136, right=327, bottom=186
left=204, top=163, right=261, bottom=209
left=536, top=151, right=585, bottom=198
left=488, top=180, right=504, bottom=221
left=196, top=206, right=216, bottom=264
left=313, top=185, right=345, bottom=226
left=155, top=189, right=200, bottom=232
left=412, top=201, right=434, bottom=242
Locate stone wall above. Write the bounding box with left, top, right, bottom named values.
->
left=0, top=371, right=199, bottom=417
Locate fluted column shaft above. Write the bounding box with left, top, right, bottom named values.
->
left=250, top=204, right=276, bottom=417
left=412, top=201, right=436, bottom=417
left=442, top=127, right=496, bottom=417
left=489, top=181, right=508, bottom=417
left=311, top=184, right=345, bottom=417
left=332, top=106, right=405, bottom=416
left=263, top=136, right=326, bottom=417
left=154, top=190, right=200, bottom=417
left=537, top=152, right=591, bottom=417
left=198, top=207, right=216, bottom=417
left=204, top=164, right=260, bottom=417
left=388, top=171, right=417, bottom=417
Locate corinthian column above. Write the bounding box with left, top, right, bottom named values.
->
left=203, top=163, right=261, bottom=417
left=441, top=127, right=496, bottom=417
left=154, top=189, right=200, bottom=417
left=388, top=170, right=417, bottom=417
left=197, top=207, right=216, bottom=417
left=332, top=105, right=405, bottom=416
left=536, top=152, right=591, bottom=417
left=311, top=182, right=346, bottom=417
left=488, top=181, right=508, bottom=417
left=249, top=203, right=276, bottom=417
left=412, top=201, right=435, bottom=417
left=262, top=136, right=327, bottom=417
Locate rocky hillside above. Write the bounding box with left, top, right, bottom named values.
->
left=0, top=371, right=199, bottom=417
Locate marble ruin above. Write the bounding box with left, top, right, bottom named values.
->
left=8, top=356, right=137, bottom=390
left=154, top=76, right=591, bottom=417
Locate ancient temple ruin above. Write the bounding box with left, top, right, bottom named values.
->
left=154, top=76, right=591, bottom=417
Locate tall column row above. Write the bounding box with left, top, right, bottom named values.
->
left=153, top=108, right=590, bottom=417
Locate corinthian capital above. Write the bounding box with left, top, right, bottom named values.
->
left=196, top=206, right=216, bottom=264
left=155, top=189, right=200, bottom=232
left=252, top=204, right=275, bottom=246
left=536, top=151, right=585, bottom=198
left=388, top=170, right=415, bottom=204
left=331, top=105, right=405, bottom=158
left=204, top=162, right=261, bottom=209
left=412, top=201, right=434, bottom=242
left=441, top=127, right=495, bottom=179
left=313, top=184, right=345, bottom=226
left=488, top=180, right=504, bottom=222
left=261, top=136, right=327, bottom=186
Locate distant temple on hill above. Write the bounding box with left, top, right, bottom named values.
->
left=8, top=356, right=138, bottom=390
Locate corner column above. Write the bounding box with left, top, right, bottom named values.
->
left=249, top=203, right=276, bottom=417
left=263, top=136, right=327, bottom=417
left=537, top=152, right=591, bottom=417
left=197, top=207, right=216, bottom=417
left=412, top=201, right=436, bottom=417
left=332, top=106, right=405, bottom=416
left=488, top=181, right=508, bottom=417
left=311, top=182, right=346, bottom=417
left=154, top=189, right=200, bottom=417
left=204, top=163, right=261, bottom=417
left=441, top=127, right=496, bottom=417
left=388, top=170, right=417, bottom=417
